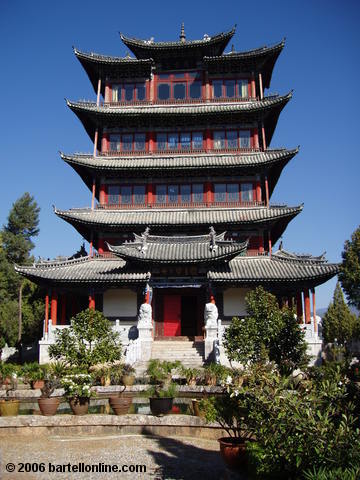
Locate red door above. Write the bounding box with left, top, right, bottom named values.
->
left=163, top=295, right=181, bottom=336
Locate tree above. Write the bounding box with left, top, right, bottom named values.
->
left=322, top=282, right=359, bottom=346
left=223, top=286, right=308, bottom=372
left=1, top=193, right=41, bottom=343
left=339, top=225, right=360, bottom=310
left=48, top=309, right=122, bottom=370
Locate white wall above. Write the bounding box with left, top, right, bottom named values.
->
left=103, top=289, right=137, bottom=317
left=223, top=288, right=251, bottom=317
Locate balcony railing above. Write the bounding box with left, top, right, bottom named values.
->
left=96, top=200, right=265, bottom=210
left=101, top=147, right=260, bottom=157
left=102, top=96, right=260, bottom=108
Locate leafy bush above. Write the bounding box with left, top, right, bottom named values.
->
left=21, top=362, right=48, bottom=383
left=61, top=373, right=95, bottom=400
left=223, top=287, right=308, bottom=373
left=48, top=309, right=122, bottom=370
left=146, top=360, right=180, bottom=398
left=146, top=382, right=177, bottom=399
left=303, top=466, right=360, bottom=480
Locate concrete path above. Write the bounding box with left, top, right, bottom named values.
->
left=0, top=433, right=246, bottom=479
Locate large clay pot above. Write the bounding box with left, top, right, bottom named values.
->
left=38, top=397, right=60, bottom=416
left=69, top=397, right=89, bottom=415
left=108, top=396, right=132, bottom=415
left=121, top=375, right=135, bottom=386
left=0, top=399, right=20, bottom=416
left=149, top=397, right=173, bottom=416
left=218, top=437, right=249, bottom=470
left=192, top=399, right=205, bottom=418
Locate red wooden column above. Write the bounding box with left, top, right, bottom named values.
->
left=60, top=294, right=67, bottom=325
left=147, top=183, right=154, bottom=206
left=44, top=292, right=49, bottom=334
left=99, top=184, right=106, bottom=205
left=296, top=292, right=303, bottom=323
left=251, top=74, right=256, bottom=98
left=205, top=129, right=211, bottom=152
left=256, top=181, right=261, bottom=203
left=264, top=175, right=270, bottom=206
left=91, top=178, right=96, bottom=210
left=259, top=233, right=264, bottom=253
left=205, top=182, right=212, bottom=205
left=89, top=293, right=95, bottom=310
left=304, top=289, right=311, bottom=324
left=311, top=288, right=317, bottom=332
left=149, top=131, right=156, bottom=153
left=50, top=291, right=58, bottom=326
left=259, top=73, right=264, bottom=99
left=268, top=230, right=272, bottom=256
left=98, top=238, right=105, bottom=254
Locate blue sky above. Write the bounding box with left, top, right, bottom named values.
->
left=0, top=0, right=359, bottom=308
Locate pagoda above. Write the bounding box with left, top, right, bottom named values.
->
left=16, top=25, right=338, bottom=364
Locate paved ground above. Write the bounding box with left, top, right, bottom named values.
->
left=0, top=433, right=246, bottom=479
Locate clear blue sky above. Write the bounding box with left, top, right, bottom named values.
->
left=1, top=0, right=359, bottom=309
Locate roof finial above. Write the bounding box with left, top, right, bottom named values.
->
left=180, top=22, right=186, bottom=43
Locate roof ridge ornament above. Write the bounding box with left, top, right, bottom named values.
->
left=180, top=23, right=186, bottom=43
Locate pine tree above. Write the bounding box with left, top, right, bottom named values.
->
left=339, top=226, right=360, bottom=310
left=0, top=193, right=41, bottom=345
left=322, top=282, right=358, bottom=345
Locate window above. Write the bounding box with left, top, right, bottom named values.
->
left=110, top=83, right=146, bottom=102
left=156, top=132, right=203, bottom=151
left=168, top=185, right=179, bottom=203
left=154, top=183, right=204, bottom=205
left=180, top=185, right=191, bottom=203
left=107, top=133, right=146, bottom=153
left=211, top=78, right=249, bottom=99
left=193, top=184, right=203, bottom=202
left=213, top=131, right=225, bottom=149
left=241, top=183, right=253, bottom=202
left=107, top=185, right=146, bottom=206
left=239, top=130, right=250, bottom=148
left=156, top=185, right=167, bottom=204
left=156, top=72, right=203, bottom=101
left=227, top=131, right=238, bottom=149
left=214, top=183, right=226, bottom=202
left=108, top=186, right=120, bottom=205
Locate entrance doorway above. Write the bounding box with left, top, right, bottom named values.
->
left=154, top=289, right=203, bottom=338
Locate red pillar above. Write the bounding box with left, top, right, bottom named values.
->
left=96, top=78, right=101, bottom=106
left=149, top=131, right=156, bottom=153
left=256, top=181, right=261, bottom=203
left=50, top=291, right=58, bottom=325
left=44, top=293, right=49, bottom=333
left=259, top=73, right=264, bottom=99
left=89, top=294, right=95, bottom=310
left=205, top=182, right=212, bottom=205
left=205, top=129, right=211, bottom=151
left=251, top=75, right=256, bottom=98
left=264, top=175, right=269, bottom=206
left=98, top=238, right=105, bottom=254
left=311, top=288, right=317, bottom=332
left=259, top=234, right=264, bottom=253
left=93, top=128, right=99, bottom=157
left=60, top=294, right=66, bottom=325
left=99, top=184, right=106, bottom=205
left=147, top=183, right=154, bottom=206
left=304, top=289, right=311, bottom=324
left=91, top=178, right=96, bottom=210
left=296, top=292, right=303, bottom=323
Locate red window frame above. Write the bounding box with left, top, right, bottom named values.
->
left=110, top=82, right=149, bottom=102
left=155, top=71, right=204, bottom=101
left=106, top=184, right=146, bottom=206
left=212, top=129, right=253, bottom=149
left=107, top=132, right=148, bottom=153
left=213, top=182, right=255, bottom=203
left=155, top=131, right=204, bottom=152
left=210, top=77, right=250, bottom=99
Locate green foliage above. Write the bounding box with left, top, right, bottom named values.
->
left=322, top=282, right=359, bottom=346
left=146, top=382, right=177, bottom=399
left=146, top=359, right=181, bottom=384
left=0, top=362, right=21, bottom=382
left=21, top=362, right=48, bottom=383
left=180, top=366, right=202, bottom=385
left=203, top=363, right=232, bottom=385
left=223, top=287, right=308, bottom=372
left=61, top=373, right=95, bottom=399
left=48, top=309, right=122, bottom=370
left=238, top=365, right=360, bottom=478
left=303, top=466, right=360, bottom=480
left=339, top=225, right=360, bottom=310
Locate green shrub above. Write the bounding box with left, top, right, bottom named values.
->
left=303, top=466, right=360, bottom=480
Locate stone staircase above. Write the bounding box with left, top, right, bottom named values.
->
left=150, top=340, right=205, bottom=367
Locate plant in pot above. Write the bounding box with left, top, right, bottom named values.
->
left=61, top=373, right=95, bottom=415
left=199, top=376, right=252, bottom=470
left=0, top=370, right=20, bottom=416
left=121, top=364, right=136, bottom=386
left=22, top=362, right=48, bottom=390
left=181, top=366, right=201, bottom=387
left=108, top=385, right=132, bottom=415
left=146, top=360, right=180, bottom=415
left=38, top=375, right=62, bottom=416
left=203, top=363, right=231, bottom=386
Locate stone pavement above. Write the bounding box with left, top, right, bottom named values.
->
left=0, top=432, right=247, bottom=479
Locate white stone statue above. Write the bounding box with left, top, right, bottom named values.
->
left=204, top=302, right=218, bottom=328
left=137, top=302, right=152, bottom=328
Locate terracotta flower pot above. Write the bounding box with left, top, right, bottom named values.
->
left=31, top=380, right=45, bottom=390
left=108, top=396, right=132, bottom=415
left=149, top=397, right=173, bottom=416
left=121, top=375, right=135, bottom=386
left=192, top=399, right=205, bottom=418
left=0, top=399, right=20, bottom=416
left=218, top=437, right=250, bottom=470
left=38, top=397, right=60, bottom=416
left=69, top=397, right=89, bottom=415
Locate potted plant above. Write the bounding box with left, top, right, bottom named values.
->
left=200, top=375, right=252, bottom=470
left=22, top=362, right=48, bottom=390
left=0, top=371, right=20, bottom=416
left=108, top=385, right=132, bottom=415
left=38, top=376, right=61, bottom=416
left=181, top=366, right=201, bottom=386
left=121, top=364, right=136, bottom=386
left=203, top=363, right=230, bottom=386
left=146, top=360, right=180, bottom=415
left=61, top=373, right=95, bottom=415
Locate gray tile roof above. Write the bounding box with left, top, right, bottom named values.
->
left=107, top=230, right=248, bottom=264
left=15, top=256, right=150, bottom=285
left=208, top=254, right=339, bottom=285
left=15, top=251, right=338, bottom=288
left=60, top=148, right=298, bottom=173
left=54, top=204, right=303, bottom=228
left=120, top=27, right=235, bottom=60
